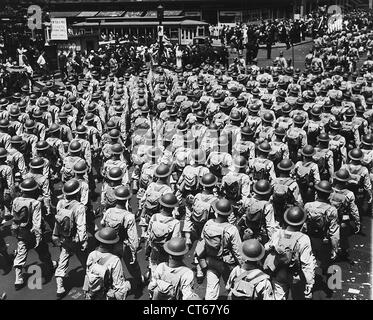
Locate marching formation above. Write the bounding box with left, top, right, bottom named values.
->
left=1, top=17, right=373, bottom=301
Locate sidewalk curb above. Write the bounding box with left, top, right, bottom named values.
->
left=259, top=39, right=314, bottom=49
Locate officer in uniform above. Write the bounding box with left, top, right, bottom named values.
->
left=0, top=148, right=14, bottom=220
left=197, top=199, right=242, bottom=300
left=84, top=227, right=131, bottom=300
left=12, top=178, right=55, bottom=290
left=53, top=179, right=88, bottom=298
left=226, top=239, right=275, bottom=300
left=247, top=141, right=276, bottom=184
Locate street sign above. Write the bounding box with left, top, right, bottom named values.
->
left=50, top=18, right=68, bottom=40
left=157, top=26, right=164, bottom=37
left=27, top=5, right=42, bottom=30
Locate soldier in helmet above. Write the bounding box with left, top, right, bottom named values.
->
left=148, top=237, right=199, bottom=300
left=247, top=141, right=276, bottom=184
left=61, top=141, right=87, bottom=183
left=0, top=148, right=15, bottom=221
left=271, top=159, right=302, bottom=226
left=100, top=186, right=143, bottom=293
left=256, top=112, right=276, bottom=143
left=233, top=126, right=255, bottom=160
left=226, top=239, right=275, bottom=300
left=84, top=227, right=131, bottom=300
left=46, top=123, right=65, bottom=178
left=313, top=133, right=334, bottom=182
left=286, top=115, right=307, bottom=164
left=11, top=178, right=55, bottom=290
left=147, top=193, right=181, bottom=278
left=304, top=181, right=340, bottom=267
left=101, top=144, right=129, bottom=186
left=206, top=135, right=233, bottom=181
left=53, top=179, right=88, bottom=298
left=292, top=145, right=320, bottom=204
left=139, top=164, right=173, bottom=242
left=6, top=136, right=27, bottom=183
left=0, top=119, right=11, bottom=150
left=264, top=206, right=316, bottom=300
left=268, top=127, right=289, bottom=173
left=195, top=198, right=242, bottom=300
left=341, top=148, right=372, bottom=217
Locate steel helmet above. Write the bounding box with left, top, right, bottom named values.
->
left=230, top=111, right=241, bottom=122
left=95, top=227, right=119, bottom=245
left=49, top=123, right=60, bottom=134
left=310, top=105, right=322, bottom=117
left=241, top=126, right=254, bottom=137
left=106, top=121, right=116, bottom=130
left=159, top=193, right=178, bottom=208
left=20, top=178, right=38, bottom=192
left=348, top=148, right=363, bottom=161
left=68, top=141, right=82, bottom=154
left=277, top=159, right=294, bottom=171
left=233, top=155, right=247, bottom=169
left=329, top=120, right=341, bottom=131
left=212, top=199, right=232, bottom=216
left=177, top=122, right=188, bottom=132
left=262, top=112, right=274, bottom=123
left=111, top=143, right=123, bottom=155
left=315, top=180, right=333, bottom=194
left=249, top=104, right=260, bottom=114
left=362, top=134, right=373, bottom=146
left=0, top=98, right=9, bottom=107
left=317, top=132, right=330, bottom=143
left=274, top=127, right=286, bottom=137
left=334, top=168, right=350, bottom=182
left=253, top=179, right=272, bottom=195
left=196, top=110, right=205, bottom=119
left=200, top=173, right=218, bottom=187
left=73, top=161, right=88, bottom=174
left=76, top=125, right=88, bottom=135
left=10, top=136, right=23, bottom=145
left=163, top=238, right=189, bottom=256
left=154, top=164, right=172, bottom=178
left=109, top=129, right=120, bottom=139
left=0, top=119, right=9, bottom=129
left=29, top=157, right=45, bottom=169
left=0, top=147, right=7, bottom=159
left=107, top=167, right=124, bottom=181
left=24, top=119, right=36, bottom=130
left=35, top=140, right=50, bottom=151
left=114, top=185, right=132, bottom=201
left=62, top=179, right=81, bottom=196
left=301, top=145, right=315, bottom=157
left=293, top=115, right=305, bottom=125
left=258, top=141, right=271, bottom=153
left=241, top=239, right=265, bottom=262
left=284, top=206, right=307, bottom=226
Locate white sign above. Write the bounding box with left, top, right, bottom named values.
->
left=51, top=18, right=68, bottom=40
left=157, top=26, right=164, bottom=37
left=27, top=5, right=42, bottom=30
left=294, top=14, right=300, bottom=20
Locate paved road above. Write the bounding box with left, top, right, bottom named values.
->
left=0, top=41, right=372, bottom=300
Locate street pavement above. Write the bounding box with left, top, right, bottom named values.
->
left=0, top=41, right=372, bottom=300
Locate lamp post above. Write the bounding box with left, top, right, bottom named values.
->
left=157, top=4, right=164, bottom=64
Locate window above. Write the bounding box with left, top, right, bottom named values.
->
left=247, top=9, right=261, bottom=22
left=170, top=28, right=179, bottom=39
left=219, top=11, right=242, bottom=24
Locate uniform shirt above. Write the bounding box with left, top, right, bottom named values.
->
left=148, top=213, right=181, bottom=246
left=292, top=161, right=321, bottom=186
left=6, top=148, right=26, bottom=179
left=102, top=159, right=129, bottom=186
left=54, top=199, right=87, bottom=243
left=0, top=163, right=14, bottom=193
left=304, top=200, right=340, bottom=255
left=265, top=229, right=316, bottom=294
left=247, top=157, right=276, bottom=183
left=341, top=163, right=372, bottom=194
left=101, top=207, right=138, bottom=258
left=226, top=266, right=275, bottom=300
left=0, top=132, right=11, bottom=150
left=201, top=219, right=242, bottom=265
left=139, top=182, right=173, bottom=211
left=222, top=171, right=251, bottom=200
left=46, top=137, right=65, bottom=161
left=331, top=187, right=360, bottom=226
left=271, top=177, right=302, bottom=207
left=74, top=138, right=92, bottom=169
left=24, top=172, right=50, bottom=212
left=86, top=250, right=129, bottom=300
left=12, top=197, right=42, bottom=240
left=148, top=262, right=196, bottom=300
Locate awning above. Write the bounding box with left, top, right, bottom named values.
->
left=123, top=11, right=144, bottom=18
left=50, top=12, right=80, bottom=18
left=96, top=11, right=125, bottom=17
left=144, top=11, right=157, bottom=17
left=77, top=11, right=99, bottom=17
left=164, top=10, right=183, bottom=17
left=73, top=19, right=208, bottom=28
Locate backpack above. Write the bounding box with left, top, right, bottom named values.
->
left=182, top=166, right=202, bottom=192
left=47, top=138, right=61, bottom=166
left=295, top=162, right=313, bottom=190
left=251, top=159, right=270, bottom=181
left=86, top=254, right=114, bottom=298
left=63, top=157, right=83, bottom=182
left=272, top=179, right=295, bottom=210
left=287, top=128, right=302, bottom=161
left=243, top=200, right=265, bottom=238
left=329, top=189, right=349, bottom=221
left=233, top=140, right=251, bottom=159
left=307, top=121, right=320, bottom=146
left=104, top=186, right=117, bottom=209
left=340, top=121, right=355, bottom=147
left=346, top=166, right=364, bottom=195
left=268, top=142, right=284, bottom=166
left=139, top=164, right=155, bottom=190
left=329, top=136, right=343, bottom=171
left=103, top=208, right=125, bottom=239
left=145, top=184, right=166, bottom=210
left=223, top=174, right=242, bottom=202
left=55, top=201, right=76, bottom=238
left=149, top=215, right=174, bottom=245
left=12, top=201, right=31, bottom=228
left=152, top=264, right=189, bottom=300
left=229, top=269, right=270, bottom=300
left=162, top=121, right=178, bottom=142
left=203, top=222, right=229, bottom=258
left=306, top=202, right=328, bottom=237
left=313, top=148, right=327, bottom=176
left=192, top=195, right=213, bottom=224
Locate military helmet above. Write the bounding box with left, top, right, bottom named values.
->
left=0, top=147, right=7, bottom=159
left=241, top=239, right=265, bottom=262
left=274, top=127, right=286, bottom=137
left=73, top=161, right=88, bottom=174
left=154, top=164, right=172, bottom=178
left=277, top=159, right=294, bottom=171
left=68, top=140, right=82, bottom=154
left=329, top=120, right=342, bottom=131
left=76, top=125, right=88, bottom=135
left=212, top=199, right=232, bottom=216
left=310, top=105, right=322, bottom=117
left=111, top=143, right=123, bottom=155
left=230, top=111, right=241, bottom=122
left=293, top=115, right=305, bottom=125
left=284, top=206, right=307, bottom=226
left=109, top=129, right=120, bottom=139
left=62, top=179, right=81, bottom=196
left=253, top=179, right=272, bottom=195
left=95, top=227, right=119, bottom=245
left=262, top=112, right=274, bottom=123
left=315, top=180, right=333, bottom=194
left=258, top=141, right=271, bottom=153
left=114, top=186, right=132, bottom=201
left=334, top=168, right=350, bottom=182
left=10, top=136, right=23, bottom=145
left=241, top=126, right=254, bottom=137
left=163, top=238, right=189, bottom=256
left=107, top=167, right=124, bottom=181
left=200, top=173, right=218, bottom=187
left=20, top=178, right=38, bottom=192
left=317, top=132, right=330, bottom=142
left=233, top=155, right=247, bottom=169
left=348, top=148, right=363, bottom=161
left=159, top=193, right=178, bottom=208
left=35, top=140, right=50, bottom=151
left=362, top=134, right=373, bottom=146
left=300, top=145, right=315, bottom=157
left=281, top=104, right=292, bottom=114
left=29, top=157, right=45, bottom=169
left=49, top=123, right=60, bottom=134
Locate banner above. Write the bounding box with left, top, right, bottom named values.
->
left=50, top=18, right=68, bottom=40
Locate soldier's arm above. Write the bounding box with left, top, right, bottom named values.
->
left=298, top=236, right=316, bottom=296
left=80, top=184, right=89, bottom=206
left=257, top=278, right=276, bottom=300
left=312, top=164, right=321, bottom=185
left=75, top=205, right=88, bottom=243
left=363, top=169, right=372, bottom=196
left=228, top=226, right=243, bottom=264
left=31, top=201, right=42, bottom=243
left=283, top=144, right=289, bottom=160
left=241, top=176, right=251, bottom=200
left=327, top=151, right=334, bottom=181
left=180, top=269, right=199, bottom=300
left=5, top=167, right=14, bottom=194
left=327, top=207, right=340, bottom=258
left=347, top=193, right=360, bottom=226
left=125, top=214, right=139, bottom=257
left=58, top=142, right=66, bottom=161
left=17, top=154, right=27, bottom=179
left=109, top=257, right=130, bottom=300
left=171, top=220, right=182, bottom=239
left=268, top=162, right=276, bottom=182
left=264, top=204, right=277, bottom=240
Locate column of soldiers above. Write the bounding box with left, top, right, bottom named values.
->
left=0, top=24, right=373, bottom=301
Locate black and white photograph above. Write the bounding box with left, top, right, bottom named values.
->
left=0, top=0, right=372, bottom=306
